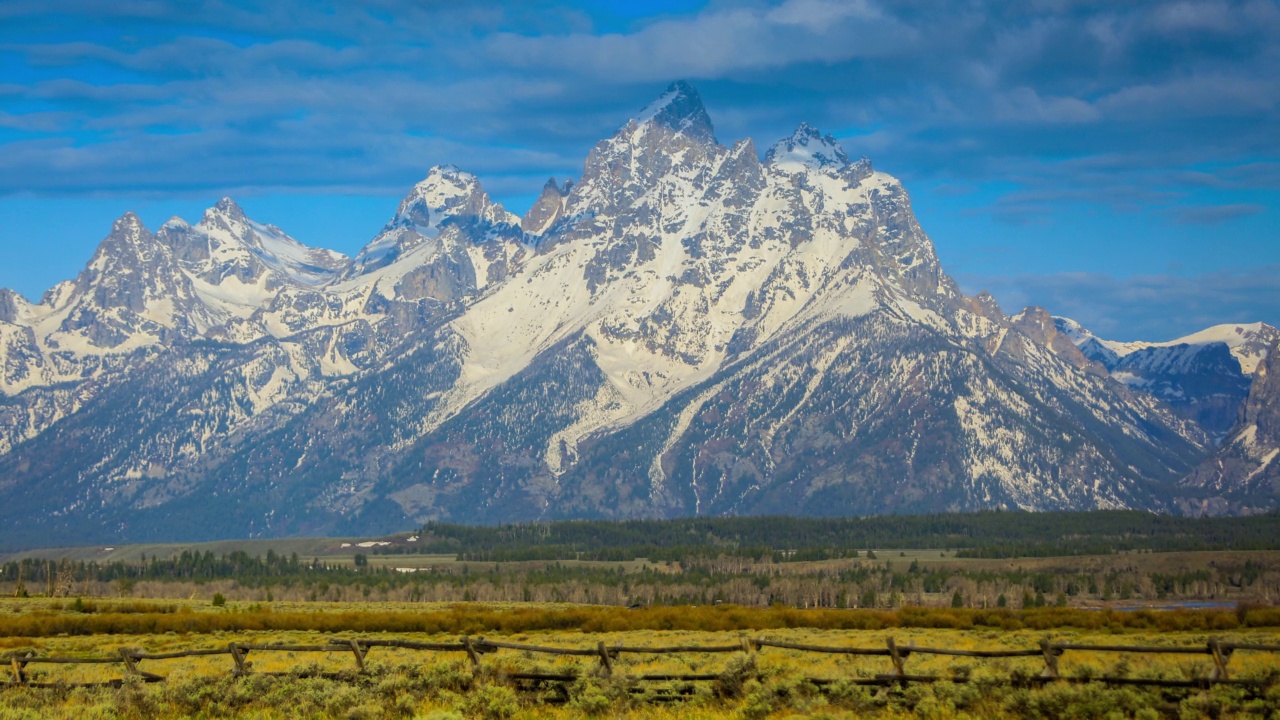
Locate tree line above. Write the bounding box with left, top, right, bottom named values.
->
left=394, top=510, right=1280, bottom=561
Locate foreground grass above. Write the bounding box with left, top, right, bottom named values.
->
left=2, top=601, right=1278, bottom=718
left=2, top=621, right=1280, bottom=719
left=0, top=650, right=1277, bottom=719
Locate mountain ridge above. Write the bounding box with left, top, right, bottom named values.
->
left=0, top=82, right=1268, bottom=548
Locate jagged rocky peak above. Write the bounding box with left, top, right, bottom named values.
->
left=206, top=196, right=247, bottom=223
left=53, top=210, right=207, bottom=346
left=764, top=123, right=875, bottom=186
left=765, top=122, right=850, bottom=170
left=198, top=197, right=259, bottom=243
left=566, top=82, right=728, bottom=222
left=1009, top=306, right=1106, bottom=373
left=522, top=177, right=574, bottom=236
left=105, top=211, right=150, bottom=246
left=81, top=212, right=160, bottom=280
left=347, top=165, right=520, bottom=278
left=388, top=165, right=518, bottom=233
left=964, top=290, right=1006, bottom=323
left=1010, top=306, right=1057, bottom=336
left=189, top=196, right=349, bottom=286
left=635, top=80, right=716, bottom=144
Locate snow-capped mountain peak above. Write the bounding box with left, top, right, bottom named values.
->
left=387, top=165, right=516, bottom=233
left=1173, top=322, right=1276, bottom=374
left=634, top=80, right=716, bottom=144
left=83, top=212, right=160, bottom=278
left=193, top=197, right=348, bottom=287
left=117, top=210, right=146, bottom=231
left=347, top=165, right=521, bottom=278
left=765, top=122, right=851, bottom=172
left=208, top=196, right=247, bottom=222
left=1051, top=315, right=1090, bottom=344
left=1056, top=317, right=1277, bottom=375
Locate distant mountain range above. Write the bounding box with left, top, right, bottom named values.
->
left=0, top=82, right=1275, bottom=549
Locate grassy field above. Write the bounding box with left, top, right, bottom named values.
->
left=3, top=523, right=1279, bottom=717
left=1, top=600, right=1278, bottom=719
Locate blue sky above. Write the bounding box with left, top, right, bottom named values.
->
left=0, top=0, right=1277, bottom=340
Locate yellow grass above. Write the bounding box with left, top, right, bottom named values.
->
left=1, top=600, right=1278, bottom=718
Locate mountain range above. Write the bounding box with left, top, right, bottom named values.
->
left=0, top=82, right=1275, bottom=549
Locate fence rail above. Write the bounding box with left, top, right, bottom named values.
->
left=5, top=634, right=1279, bottom=694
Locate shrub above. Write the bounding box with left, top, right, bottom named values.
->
left=422, top=659, right=472, bottom=694
left=713, top=654, right=758, bottom=699
left=738, top=686, right=775, bottom=720
left=458, top=684, right=519, bottom=720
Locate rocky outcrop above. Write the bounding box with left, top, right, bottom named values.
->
left=522, top=177, right=572, bottom=236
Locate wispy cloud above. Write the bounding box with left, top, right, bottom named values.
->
left=1, top=0, right=1275, bottom=200
left=1171, top=203, right=1266, bottom=225
left=484, top=0, right=918, bottom=83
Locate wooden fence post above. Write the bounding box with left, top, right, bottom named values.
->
left=886, top=637, right=906, bottom=683
left=463, top=636, right=482, bottom=671
left=1039, top=640, right=1060, bottom=680
left=118, top=648, right=139, bottom=677
left=347, top=640, right=367, bottom=673
left=9, top=653, right=29, bottom=686
left=1208, top=638, right=1231, bottom=681
left=597, top=641, right=613, bottom=677
left=741, top=637, right=759, bottom=678
left=228, top=643, right=250, bottom=676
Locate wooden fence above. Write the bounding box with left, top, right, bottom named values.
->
left=5, top=635, right=1280, bottom=695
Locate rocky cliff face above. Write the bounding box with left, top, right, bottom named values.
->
left=1179, top=341, right=1280, bottom=514
left=521, top=178, right=572, bottom=236
left=0, top=81, right=1251, bottom=548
